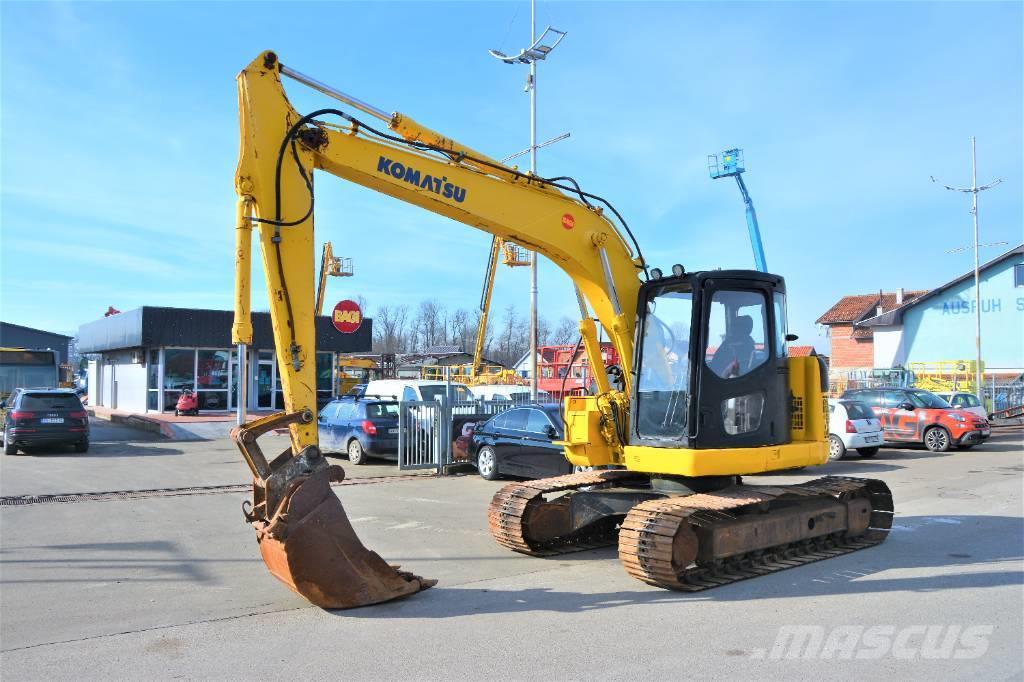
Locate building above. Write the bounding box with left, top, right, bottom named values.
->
left=0, top=321, right=72, bottom=364
left=399, top=345, right=508, bottom=380
left=536, top=342, right=621, bottom=399
left=78, top=306, right=371, bottom=413
left=816, top=288, right=928, bottom=373
left=857, top=244, right=1023, bottom=372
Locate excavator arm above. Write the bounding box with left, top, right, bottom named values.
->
left=232, top=51, right=644, bottom=608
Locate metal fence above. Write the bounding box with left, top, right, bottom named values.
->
left=983, top=382, right=1024, bottom=416
left=397, top=397, right=518, bottom=472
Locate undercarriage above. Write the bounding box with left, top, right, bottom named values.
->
left=488, top=471, right=893, bottom=591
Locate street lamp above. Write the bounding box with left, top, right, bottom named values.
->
left=489, top=4, right=567, bottom=400
left=931, top=137, right=1002, bottom=403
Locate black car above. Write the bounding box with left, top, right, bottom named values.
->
left=470, top=403, right=572, bottom=480
left=1, top=388, right=90, bottom=455
left=318, top=398, right=400, bottom=464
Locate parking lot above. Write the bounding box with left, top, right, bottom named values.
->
left=1, top=420, right=1021, bottom=679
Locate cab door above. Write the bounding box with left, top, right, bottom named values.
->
left=694, top=280, right=789, bottom=449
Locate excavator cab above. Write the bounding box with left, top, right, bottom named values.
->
left=632, top=269, right=791, bottom=451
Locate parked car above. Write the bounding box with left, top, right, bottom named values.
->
left=469, top=403, right=572, bottom=480
left=1, top=388, right=90, bottom=455
left=363, top=379, right=474, bottom=403
left=318, top=398, right=400, bottom=464
left=826, top=399, right=883, bottom=460
left=469, top=384, right=552, bottom=403
left=839, top=387, right=990, bottom=452
left=935, top=391, right=989, bottom=420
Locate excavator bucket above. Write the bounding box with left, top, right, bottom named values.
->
left=233, top=411, right=435, bottom=609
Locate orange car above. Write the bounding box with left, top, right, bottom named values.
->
left=840, top=388, right=990, bottom=452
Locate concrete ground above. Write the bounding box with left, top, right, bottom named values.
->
left=1, top=423, right=1021, bottom=680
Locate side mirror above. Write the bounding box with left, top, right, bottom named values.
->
left=900, top=402, right=916, bottom=411
left=545, top=424, right=557, bottom=438
left=785, top=333, right=799, bottom=342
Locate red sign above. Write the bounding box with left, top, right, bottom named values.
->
left=561, top=213, right=575, bottom=230
left=332, top=299, right=363, bottom=334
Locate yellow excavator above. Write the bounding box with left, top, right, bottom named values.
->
left=231, top=51, right=893, bottom=609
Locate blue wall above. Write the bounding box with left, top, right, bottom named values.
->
left=902, top=255, right=1024, bottom=369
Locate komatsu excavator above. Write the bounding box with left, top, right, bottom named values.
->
left=231, top=51, right=893, bottom=609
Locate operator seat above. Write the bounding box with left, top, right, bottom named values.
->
left=710, top=315, right=755, bottom=378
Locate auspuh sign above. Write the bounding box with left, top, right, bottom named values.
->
left=332, top=299, right=362, bottom=334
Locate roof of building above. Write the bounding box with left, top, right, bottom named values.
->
left=859, top=243, right=1024, bottom=328
left=0, top=321, right=73, bottom=341
left=421, top=344, right=463, bottom=355
left=816, top=290, right=929, bottom=325
left=788, top=345, right=817, bottom=357
left=77, top=306, right=372, bottom=354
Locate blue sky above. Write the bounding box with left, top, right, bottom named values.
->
left=1, top=1, right=1021, bottom=352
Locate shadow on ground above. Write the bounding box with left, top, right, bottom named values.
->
left=0, top=540, right=260, bottom=585
left=338, top=515, right=1024, bottom=619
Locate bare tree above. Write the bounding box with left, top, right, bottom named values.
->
left=552, top=316, right=578, bottom=345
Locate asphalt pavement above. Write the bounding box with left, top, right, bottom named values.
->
left=1, top=423, right=1021, bottom=680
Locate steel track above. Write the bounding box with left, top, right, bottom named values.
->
left=488, top=473, right=893, bottom=590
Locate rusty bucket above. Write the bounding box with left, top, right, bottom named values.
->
left=234, top=411, right=434, bottom=609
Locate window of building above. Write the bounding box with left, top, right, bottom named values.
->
left=196, top=350, right=229, bottom=410
left=163, top=348, right=195, bottom=410
left=147, top=349, right=160, bottom=411
left=1015, top=263, right=1024, bottom=288
left=316, top=352, right=334, bottom=408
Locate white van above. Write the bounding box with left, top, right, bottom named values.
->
left=469, top=384, right=551, bottom=403
left=363, top=379, right=473, bottom=403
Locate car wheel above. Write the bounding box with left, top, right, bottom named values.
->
left=924, top=426, right=951, bottom=453
left=74, top=441, right=89, bottom=453
left=476, top=446, right=499, bottom=481
left=174, top=409, right=181, bottom=416
left=3, top=428, right=17, bottom=456
left=827, top=435, right=847, bottom=461
left=347, top=439, right=366, bottom=465
left=857, top=447, right=879, bottom=458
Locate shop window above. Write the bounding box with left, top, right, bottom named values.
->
left=1015, top=264, right=1024, bottom=288
left=163, top=349, right=195, bottom=410
left=147, top=349, right=160, bottom=411
left=197, top=350, right=229, bottom=390
left=147, top=350, right=160, bottom=390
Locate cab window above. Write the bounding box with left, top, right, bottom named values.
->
left=705, top=290, right=769, bottom=380
left=402, top=386, right=418, bottom=402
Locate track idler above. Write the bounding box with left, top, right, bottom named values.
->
left=232, top=410, right=435, bottom=609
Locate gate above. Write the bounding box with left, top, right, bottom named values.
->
left=397, top=396, right=516, bottom=472
left=397, top=400, right=443, bottom=470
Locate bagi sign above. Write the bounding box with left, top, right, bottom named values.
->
left=332, top=299, right=363, bottom=333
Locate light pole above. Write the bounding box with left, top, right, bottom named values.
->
left=489, top=6, right=566, bottom=400
left=931, top=137, right=1002, bottom=402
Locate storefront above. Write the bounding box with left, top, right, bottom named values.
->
left=78, top=307, right=371, bottom=413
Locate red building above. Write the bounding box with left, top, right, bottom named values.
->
left=537, top=342, right=621, bottom=399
